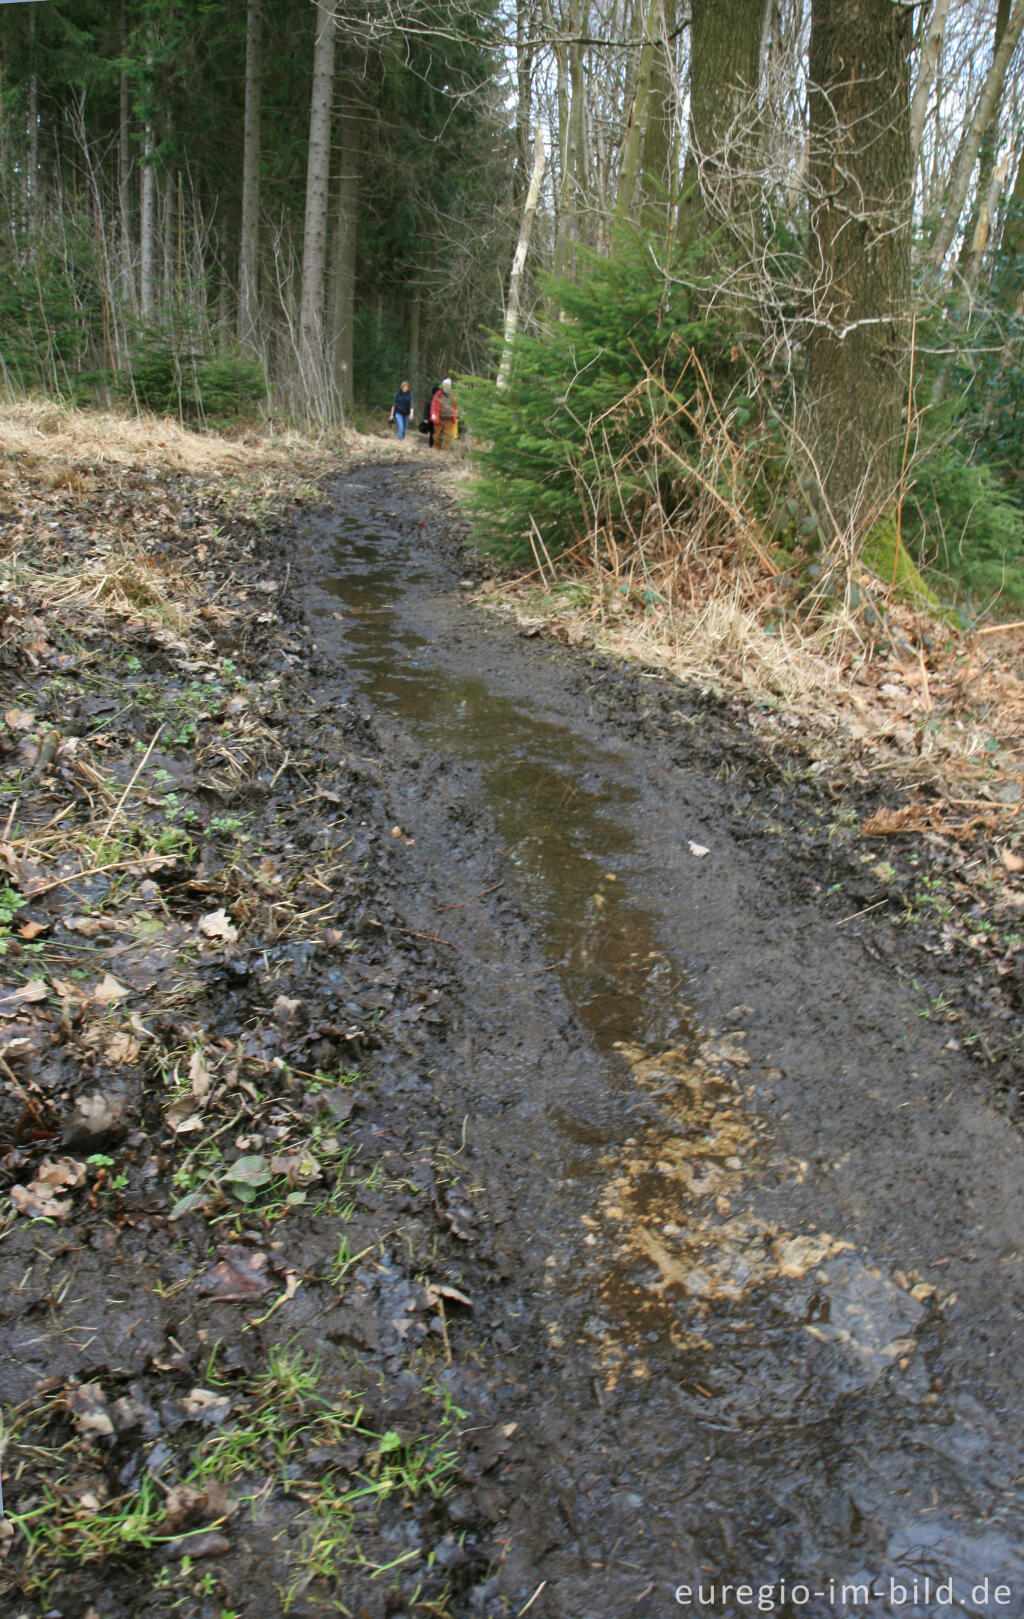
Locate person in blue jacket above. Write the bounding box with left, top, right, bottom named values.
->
left=390, top=381, right=414, bottom=439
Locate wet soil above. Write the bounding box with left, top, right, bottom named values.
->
left=2, top=455, right=1023, bottom=1619
left=290, top=463, right=1024, bottom=1617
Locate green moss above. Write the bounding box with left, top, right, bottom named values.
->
left=864, top=515, right=944, bottom=610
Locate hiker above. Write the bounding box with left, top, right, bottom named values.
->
left=420, top=382, right=440, bottom=448
left=430, top=377, right=458, bottom=451
left=389, top=380, right=415, bottom=440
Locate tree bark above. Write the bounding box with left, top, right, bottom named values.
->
left=553, top=0, right=584, bottom=277
left=615, top=0, right=659, bottom=226
left=26, top=4, right=39, bottom=227
left=118, top=0, right=134, bottom=309
left=909, top=0, right=951, bottom=166
left=299, top=0, right=338, bottom=416
left=805, top=0, right=913, bottom=534
left=140, top=118, right=157, bottom=318
left=997, top=144, right=1024, bottom=311
left=680, top=0, right=764, bottom=246
left=238, top=0, right=263, bottom=352
left=327, top=108, right=360, bottom=409
left=514, top=0, right=537, bottom=207
left=956, top=0, right=1011, bottom=274
left=928, top=0, right=1024, bottom=272
left=640, top=0, right=678, bottom=230
left=498, top=128, right=545, bottom=388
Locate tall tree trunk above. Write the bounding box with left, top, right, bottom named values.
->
left=552, top=0, right=584, bottom=279
left=498, top=128, right=545, bottom=388
left=118, top=0, right=134, bottom=309
left=26, top=5, right=39, bottom=229
left=997, top=144, right=1024, bottom=311
left=805, top=0, right=913, bottom=533
left=929, top=0, right=1024, bottom=272
left=615, top=0, right=659, bottom=226
left=408, top=289, right=421, bottom=381
left=956, top=0, right=1012, bottom=274
left=640, top=0, right=678, bottom=231
left=299, top=0, right=338, bottom=416
left=238, top=0, right=263, bottom=351
left=327, top=107, right=360, bottom=409
left=140, top=120, right=157, bottom=318
left=909, top=0, right=951, bottom=166
left=514, top=0, right=536, bottom=206
left=680, top=0, right=764, bottom=246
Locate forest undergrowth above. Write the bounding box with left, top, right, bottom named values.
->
left=0, top=398, right=1022, bottom=1615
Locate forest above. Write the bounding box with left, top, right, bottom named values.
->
left=4, top=0, right=1024, bottom=615
left=4, top=6, right=1024, bottom=1617
left=3, top=0, right=1024, bottom=614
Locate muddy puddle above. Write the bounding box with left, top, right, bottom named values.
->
left=295, top=468, right=1024, bottom=1618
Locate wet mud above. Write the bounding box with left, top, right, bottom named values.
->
left=291, top=464, right=1024, bottom=1618
left=3, top=457, right=1022, bottom=1619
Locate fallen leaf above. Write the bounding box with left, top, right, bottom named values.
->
left=425, top=1281, right=474, bottom=1310
left=1001, top=847, right=1024, bottom=873
left=17, top=920, right=46, bottom=940
left=0, top=1035, right=38, bottom=1062
left=4, top=708, right=36, bottom=731
left=68, top=1092, right=124, bottom=1136
left=197, top=1249, right=270, bottom=1301
left=268, top=1152, right=321, bottom=1184
left=11, top=1157, right=86, bottom=1220
left=164, top=1531, right=231, bottom=1561
left=198, top=908, right=238, bottom=944
left=221, top=1153, right=273, bottom=1193
left=188, top=1046, right=213, bottom=1101
left=64, top=915, right=112, bottom=938
left=165, top=1098, right=205, bottom=1134
left=0, top=978, right=48, bottom=1017
left=0, top=844, right=45, bottom=892
left=51, top=976, right=87, bottom=1003
left=103, top=1030, right=141, bottom=1064
left=91, top=973, right=131, bottom=1006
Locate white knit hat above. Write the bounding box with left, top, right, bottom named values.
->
left=442, top=377, right=452, bottom=389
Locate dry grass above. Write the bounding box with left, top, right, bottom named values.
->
left=0, top=397, right=342, bottom=480
left=473, top=561, right=1024, bottom=807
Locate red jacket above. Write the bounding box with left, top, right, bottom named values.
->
left=430, top=388, right=457, bottom=425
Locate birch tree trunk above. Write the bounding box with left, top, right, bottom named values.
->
left=909, top=0, right=951, bottom=166
left=299, top=0, right=338, bottom=416
left=238, top=0, right=263, bottom=351
left=498, top=128, right=545, bottom=389
left=929, top=0, right=1024, bottom=272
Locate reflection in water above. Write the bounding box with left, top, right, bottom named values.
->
left=321, top=516, right=1023, bottom=1607
left=324, top=534, right=692, bottom=1056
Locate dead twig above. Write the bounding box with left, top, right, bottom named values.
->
left=101, top=726, right=163, bottom=841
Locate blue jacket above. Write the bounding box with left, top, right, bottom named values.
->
left=393, top=389, right=414, bottom=416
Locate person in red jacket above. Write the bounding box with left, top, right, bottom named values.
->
left=429, top=378, right=458, bottom=451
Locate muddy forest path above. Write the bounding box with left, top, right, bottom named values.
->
left=290, top=461, right=1024, bottom=1618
